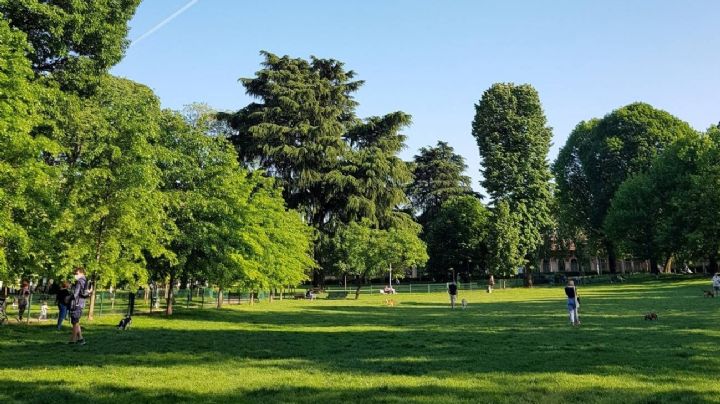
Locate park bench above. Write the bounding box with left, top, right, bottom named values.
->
left=294, top=294, right=306, bottom=300
left=326, top=291, right=348, bottom=300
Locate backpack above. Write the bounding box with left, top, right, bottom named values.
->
left=79, top=280, right=93, bottom=299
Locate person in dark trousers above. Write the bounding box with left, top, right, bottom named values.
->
left=55, top=280, right=71, bottom=330
left=448, top=281, right=458, bottom=309
left=17, top=280, right=30, bottom=321
left=564, top=280, right=580, bottom=326
left=69, top=267, right=88, bottom=345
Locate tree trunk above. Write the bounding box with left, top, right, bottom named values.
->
left=650, top=258, right=659, bottom=274
left=354, top=275, right=363, bottom=300
left=216, top=287, right=223, bottom=309
left=87, top=288, right=97, bottom=321
left=605, top=240, right=617, bottom=274
left=709, top=255, right=718, bottom=274
left=663, top=256, right=674, bottom=273
left=523, top=262, right=533, bottom=288
left=166, top=274, right=175, bottom=316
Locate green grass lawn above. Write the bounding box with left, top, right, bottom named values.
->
left=1, top=278, right=719, bottom=403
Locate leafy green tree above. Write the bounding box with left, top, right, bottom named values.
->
left=0, top=0, right=140, bottom=92
left=424, top=195, right=490, bottom=281
left=407, top=141, right=474, bottom=224
left=486, top=200, right=524, bottom=278
left=472, top=83, right=553, bottom=285
left=334, top=220, right=427, bottom=299
left=554, top=103, right=696, bottom=273
left=154, top=111, right=313, bottom=312
left=0, top=19, right=59, bottom=280
left=52, top=76, right=174, bottom=318
left=607, top=129, right=720, bottom=273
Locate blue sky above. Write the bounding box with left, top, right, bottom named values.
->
left=112, top=0, right=720, bottom=193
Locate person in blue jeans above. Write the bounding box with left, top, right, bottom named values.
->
left=564, top=280, right=580, bottom=326
left=55, top=280, right=71, bottom=330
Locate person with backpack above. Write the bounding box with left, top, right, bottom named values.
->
left=16, top=280, right=30, bottom=322
left=68, top=267, right=90, bottom=345
left=564, top=280, right=580, bottom=326
left=55, top=280, right=71, bottom=330
left=448, top=280, right=458, bottom=309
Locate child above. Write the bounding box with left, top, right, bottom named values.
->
left=39, top=301, right=48, bottom=321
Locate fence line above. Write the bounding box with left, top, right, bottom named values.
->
left=0, top=273, right=668, bottom=323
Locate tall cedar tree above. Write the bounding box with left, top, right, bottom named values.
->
left=221, top=52, right=422, bottom=284
left=553, top=103, right=695, bottom=273
left=472, top=83, right=553, bottom=285
left=407, top=141, right=474, bottom=224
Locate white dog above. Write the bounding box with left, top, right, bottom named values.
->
left=39, top=302, right=48, bottom=321
left=461, top=298, right=468, bottom=310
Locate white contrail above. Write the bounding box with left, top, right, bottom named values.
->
left=130, top=0, right=200, bottom=47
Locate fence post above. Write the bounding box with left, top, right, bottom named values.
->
left=27, top=293, right=32, bottom=324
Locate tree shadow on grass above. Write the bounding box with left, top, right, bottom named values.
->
left=0, top=380, right=714, bottom=404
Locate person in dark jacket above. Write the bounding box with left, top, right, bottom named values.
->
left=69, top=268, right=88, bottom=345
left=17, top=281, right=30, bottom=321
left=55, top=281, right=71, bottom=330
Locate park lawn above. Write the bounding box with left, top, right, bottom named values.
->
left=0, top=278, right=718, bottom=403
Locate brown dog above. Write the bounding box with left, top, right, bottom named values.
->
left=385, top=299, right=397, bottom=307
left=644, top=312, right=658, bottom=321
left=703, top=290, right=715, bottom=298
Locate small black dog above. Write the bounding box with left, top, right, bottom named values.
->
left=644, top=312, right=658, bottom=321
left=117, top=315, right=132, bottom=330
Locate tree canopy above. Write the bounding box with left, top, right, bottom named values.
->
left=553, top=103, right=696, bottom=273
left=472, top=83, right=553, bottom=282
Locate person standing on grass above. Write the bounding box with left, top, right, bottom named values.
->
left=69, top=267, right=88, bottom=345
left=16, top=280, right=30, bottom=322
left=448, top=281, right=458, bottom=309
left=55, top=280, right=71, bottom=330
left=712, top=272, right=720, bottom=297
left=564, top=280, right=580, bottom=326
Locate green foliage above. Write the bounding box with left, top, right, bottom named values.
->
left=423, top=195, right=489, bottom=280
left=472, top=83, right=553, bottom=277
left=334, top=220, right=427, bottom=297
left=51, top=75, right=173, bottom=286
left=221, top=51, right=360, bottom=224
left=341, top=112, right=414, bottom=229
left=0, top=19, right=58, bottom=279
left=606, top=129, right=720, bottom=270
left=553, top=103, right=696, bottom=271
left=486, top=200, right=524, bottom=277
left=0, top=0, right=140, bottom=92
left=407, top=141, right=474, bottom=224
left=154, top=111, right=313, bottom=300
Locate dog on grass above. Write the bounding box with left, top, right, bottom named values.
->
left=384, top=299, right=397, bottom=307
left=703, top=290, right=715, bottom=298
left=461, top=299, right=468, bottom=310
left=117, top=315, right=132, bottom=330
left=644, top=312, right=658, bottom=321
